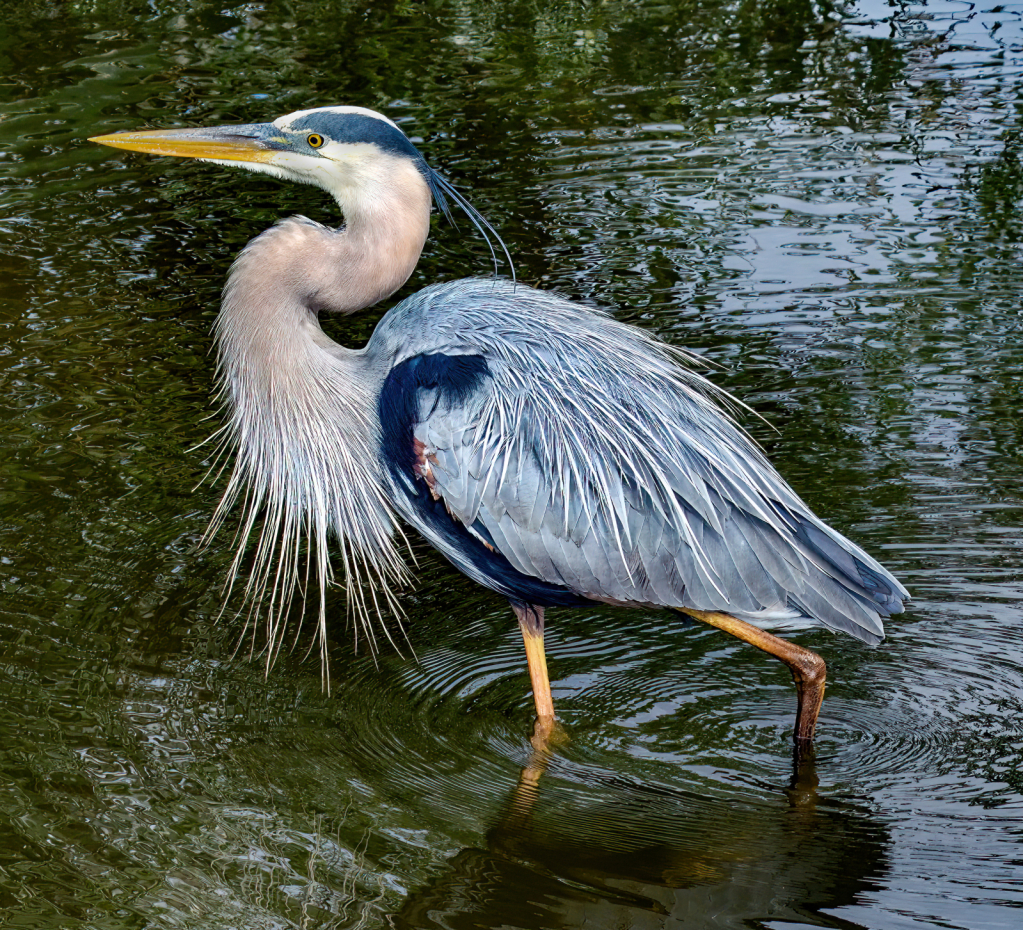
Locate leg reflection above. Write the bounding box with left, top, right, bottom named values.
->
left=393, top=728, right=886, bottom=930
left=507, top=715, right=565, bottom=829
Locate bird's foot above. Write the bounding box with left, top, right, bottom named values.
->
left=787, top=740, right=820, bottom=810
left=518, top=715, right=568, bottom=791
left=529, top=714, right=568, bottom=754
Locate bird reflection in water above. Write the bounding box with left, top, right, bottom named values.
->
left=394, top=744, right=888, bottom=929
left=90, top=106, right=907, bottom=749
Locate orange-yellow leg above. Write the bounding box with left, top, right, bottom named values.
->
left=513, top=603, right=555, bottom=721
left=680, top=608, right=827, bottom=742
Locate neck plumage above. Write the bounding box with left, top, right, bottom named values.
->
left=206, top=169, right=431, bottom=672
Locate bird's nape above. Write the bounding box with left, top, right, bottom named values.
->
left=90, top=104, right=907, bottom=751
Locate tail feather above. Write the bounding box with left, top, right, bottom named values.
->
left=768, top=505, right=906, bottom=641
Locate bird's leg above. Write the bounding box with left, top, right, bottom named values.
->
left=512, top=602, right=555, bottom=727
left=680, top=608, right=827, bottom=742
left=788, top=740, right=820, bottom=811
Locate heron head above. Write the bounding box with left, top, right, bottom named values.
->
left=91, top=106, right=432, bottom=204
left=91, top=105, right=512, bottom=275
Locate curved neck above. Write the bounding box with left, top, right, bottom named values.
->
left=212, top=212, right=410, bottom=511
left=223, top=158, right=432, bottom=325
left=208, top=168, right=431, bottom=653
left=213, top=155, right=432, bottom=405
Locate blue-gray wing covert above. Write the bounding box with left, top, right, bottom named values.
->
left=379, top=279, right=907, bottom=643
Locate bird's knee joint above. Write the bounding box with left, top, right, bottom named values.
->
left=793, top=652, right=826, bottom=688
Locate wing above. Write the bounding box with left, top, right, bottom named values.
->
left=375, top=280, right=907, bottom=643
left=378, top=351, right=589, bottom=610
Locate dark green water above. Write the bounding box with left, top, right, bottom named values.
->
left=2, top=0, right=1023, bottom=927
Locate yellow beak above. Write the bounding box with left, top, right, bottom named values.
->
left=90, top=123, right=280, bottom=165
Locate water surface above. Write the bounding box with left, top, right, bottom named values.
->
left=2, top=1, right=1023, bottom=927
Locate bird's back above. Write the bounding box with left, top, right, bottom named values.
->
left=371, top=278, right=907, bottom=643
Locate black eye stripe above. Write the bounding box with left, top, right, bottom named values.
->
left=288, top=112, right=422, bottom=165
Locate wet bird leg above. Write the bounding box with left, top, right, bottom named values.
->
left=513, top=603, right=555, bottom=723
left=680, top=608, right=827, bottom=742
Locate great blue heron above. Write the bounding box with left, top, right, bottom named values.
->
left=91, top=106, right=907, bottom=745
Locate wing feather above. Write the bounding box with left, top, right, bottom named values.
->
left=380, top=279, right=906, bottom=641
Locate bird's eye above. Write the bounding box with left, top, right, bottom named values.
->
left=307, top=133, right=324, bottom=149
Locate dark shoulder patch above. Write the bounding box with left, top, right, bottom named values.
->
left=379, top=352, right=489, bottom=479
left=378, top=352, right=585, bottom=609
